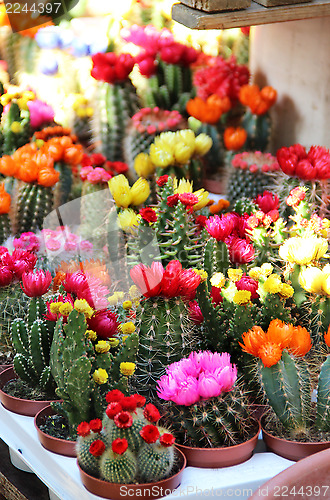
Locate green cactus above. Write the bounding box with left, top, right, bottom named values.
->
left=1, top=101, right=31, bottom=156
left=138, top=442, right=175, bottom=483
left=232, top=197, right=259, bottom=216
left=79, top=182, right=109, bottom=248
left=132, top=297, right=200, bottom=402
left=226, top=151, right=279, bottom=206
left=164, top=385, right=254, bottom=447
left=14, top=182, right=54, bottom=235
left=0, top=283, right=30, bottom=358
left=50, top=308, right=138, bottom=437
left=100, top=448, right=137, bottom=483
left=316, top=355, right=330, bottom=432
left=53, top=161, right=73, bottom=209
left=11, top=297, right=56, bottom=397
left=103, top=408, right=146, bottom=452
left=299, top=296, right=330, bottom=347
left=241, top=110, right=272, bottom=152
left=93, top=81, right=139, bottom=162
left=76, top=432, right=106, bottom=476
left=0, top=213, right=11, bottom=244
left=195, top=123, right=224, bottom=179
left=232, top=31, right=250, bottom=65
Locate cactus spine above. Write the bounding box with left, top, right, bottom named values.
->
left=94, top=81, right=139, bottom=162
left=76, top=432, right=106, bottom=476
left=14, top=182, right=54, bottom=235
left=138, top=443, right=174, bottom=483
left=100, top=449, right=137, bottom=483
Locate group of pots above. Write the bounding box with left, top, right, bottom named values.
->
left=0, top=365, right=329, bottom=499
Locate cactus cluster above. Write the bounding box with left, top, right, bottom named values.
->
left=77, top=391, right=177, bottom=484
left=50, top=306, right=138, bottom=437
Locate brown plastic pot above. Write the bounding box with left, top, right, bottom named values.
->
left=175, top=420, right=261, bottom=468
left=77, top=448, right=186, bottom=500
left=261, top=416, right=330, bottom=461
left=34, top=405, right=76, bottom=457
left=0, top=366, right=57, bottom=417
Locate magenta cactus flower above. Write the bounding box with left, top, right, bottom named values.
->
left=21, top=269, right=52, bottom=297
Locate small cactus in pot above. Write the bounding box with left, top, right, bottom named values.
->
left=76, top=390, right=178, bottom=484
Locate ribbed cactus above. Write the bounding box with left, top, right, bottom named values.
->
left=77, top=391, right=177, bottom=484
left=53, top=161, right=73, bottom=209
left=241, top=110, right=272, bottom=152
left=11, top=297, right=56, bottom=396
left=226, top=151, right=280, bottom=206
left=299, top=297, right=330, bottom=347
left=0, top=213, right=11, bottom=243
left=165, top=386, right=253, bottom=447
left=232, top=31, right=250, bottom=65
left=0, top=283, right=30, bottom=359
left=196, top=123, right=224, bottom=178
left=1, top=102, right=31, bottom=156
left=93, top=81, right=139, bottom=162
left=133, top=297, right=200, bottom=401
left=14, top=182, right=54, bottom=235
left=316, top=355, right=330, bottom=432
left=50, top=307, right=138, bottom=436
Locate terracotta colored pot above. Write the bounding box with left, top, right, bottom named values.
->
left=249, top=447, right=330, bottom=499
left=0, top=366, right=57, bottom=417
left=77, top=448, right=186, bottom=500
left=261, top=416, right=330, bottom=461
left=34, top=405, right=76, bottom=457
left=175, top=420, right=261, bottom=468
left=0, top=363, right=12, bottom=374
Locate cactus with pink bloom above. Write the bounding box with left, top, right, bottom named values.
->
left=157, top=351, right=255, bottom=447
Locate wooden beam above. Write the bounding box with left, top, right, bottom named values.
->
left=172, top=0, right=330, bottom=29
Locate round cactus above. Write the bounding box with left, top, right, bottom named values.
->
left=100, top=448, right=137, bottom=484
left=76, top=433, right=106, bottom=476
left=138, top=443, right=175, bottom=483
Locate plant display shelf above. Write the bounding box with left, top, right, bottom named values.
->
left=0, top=402, right=294, bottom=500
left=171, top=0, right=330, bottom=29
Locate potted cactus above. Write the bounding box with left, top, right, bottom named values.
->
left=76, top=390, right=186, bottom=499
left=156, top=350, right=260, bottom=468
left=240, top=320, right=330, bottom=461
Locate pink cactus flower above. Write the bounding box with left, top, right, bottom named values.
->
left=205, top=214, right=234, bottom=242
left=21, top=269, right=52, bottom=297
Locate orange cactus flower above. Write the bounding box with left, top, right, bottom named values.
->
left=325, top=325, right=330, bottom=348
left=239, top=84, right=277, bottom=115
left=266, top=319, right=293, bottom=349
left=223, top=126, right=247, bottom=151
left=209, top=198, right=230, bottom=214
left=34, top=126, right=75, bottom=142
left=13, top=143, right=37, bottom=163
left=258, top=341, right=283, bottom=367
left=63, top=144, right=84, bottom=166
left=42, top=139, right=64, bottom=162
left=0, top=156, right=18, bottom=177
left=0, top=183, right=11, bottom=214
left=52, top=271, right=66, bottom=292
left=186, top=95, right=230, bottom=125
left=56, top=259, right=111, bottom=287
left=239, top=326, right=267, bottom=357
left=287, top=325, right=312, bottom=357
left=34, top=149, right=54, bottom=170
left=17, top=159, right=39, bottom=183
left=37, top=167, right=60, bottom=187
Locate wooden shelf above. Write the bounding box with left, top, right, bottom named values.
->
left=171, top=0, right=330, bottom=29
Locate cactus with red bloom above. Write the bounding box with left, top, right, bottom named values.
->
left=77, top=390, right=176, bottom=484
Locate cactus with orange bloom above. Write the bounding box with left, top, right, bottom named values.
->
left=241, top=320, right=330, bottom=438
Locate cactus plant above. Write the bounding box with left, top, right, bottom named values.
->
left=77, top=391, right=177, bottom=484
left=157, top=351, right=256, bottom=447
left=14, top=182, right=54, bottom=235
left=50, top=304, right=138, bottom=437
left=1, top=101, right=31, bottom=156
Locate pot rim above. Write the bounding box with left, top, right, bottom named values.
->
left=34, top=404, right=75, bottom=446
left=260, top=414, right=330, bottom=446
left=0, top=366, right=57, bottom=406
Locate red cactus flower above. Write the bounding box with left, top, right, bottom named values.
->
left=91, top=52, right=134, bottom=84
left=277, top=144, right=330, bottom=180
left=139, top=207, right=157, bottom=223
left=21, top=269, right=52, bottom=297
left=112, top=438, right=128, bottom=455
left=235, top=274, right=259, bottom=299
left=106, top=402, right=123, bottom=419
left=10, top=249, right=37, bottom=279
left=178, top=269, right=201, bottom=300
left=211, top=286, right=223, bottom=306
left=89, top=419, right=103, bottom=433
left=114, top=411, right=133, bottom=429
left=106, top=389, right=124, bottom=403
left=188, top=300, right=204, bottom=324
left=77, top=422, right=90, bottom=437
left=140, top=425, right=160, bottom=444
left=120, top=396, right=138, bottom=412
left=254, top=191, right=279, bottom=213
left=156, top=175, right=169, bottom=187
left=167, top=194, right=179, bottom=207
left=89, top=439, right=106, bottom=457
left=178, top=193, right=199, bottom=208
left=205, top=214, right=234, bottom=242
left=161, top=260, right=182, bottom=298
left=227, top=237, right=255, bottom=264
left=133, top=394, right=146, bottom=407
left=0, top=266, right=13, bottom=287
left=143, top=403, right=161, bottom=423
left=195, top=215, right=207, bottom=229
left=159, top=433, right=175, bottom=447
left=130, top=261, right=164, bottom=298
left=87, top=309, right=119, bottom=340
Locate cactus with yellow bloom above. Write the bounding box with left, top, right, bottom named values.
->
left=240, top=321, right=330, bottom=439
left=50, top=304, right=138, bottom=437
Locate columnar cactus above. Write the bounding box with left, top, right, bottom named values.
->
left=77, top=391, right=177, bottom=484
left=14, top=182, right=54, bottom=235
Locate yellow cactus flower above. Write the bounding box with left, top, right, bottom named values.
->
left=134, top=153, right=155, bottom=177
left=263, top=274, right=283, bottom=294
left=233, top=290, right=251, bottom=305
left=114, top=291, right=125, bottom=302
left=279, top=236, right=328, bottom=265
left=120, top=362, right=136, bottom=376
left=279, top=283, right=294, bottom=298
left=16, top=98, right=29, bottom=110
left=92, top=368, right=108, bottom=385
left=210, top=272, right=226, bottom=288
left=74, top=299, right=94, bottom=318
left=95, top=341, right=110, bottom=353
left=193, top=268, right=208, bottom=282
left=194, top=133, right=212, bottom=156
left=108, top=338, right=120, bottom=347
left=120, top=322, right=136, bottom=334
left=50, top=301, right=63, bottom=314
left=177, top=129, right=196, bottom=149
left=22, top=90, right=35, bottom=101
left=108, top=175, right=132, bottom=208
left=58, top=303, right=73, bottom=316
left=11, top=121, right=21, bottom=134
left=228, top=268, right=243, bottom=282
left=174, top=178, right=193, bottom=194
left=86, top=330, right=98, bottom=341
left=108, top=294, right=118, bottom=306
left=299, top=267, right=325, bottom=294
left=149, top=144, right=174, bottom=168
left=154, top=131, right=178, bottom=149
left=117, top=209, right=139, bottom=234
left=129, top=285, right=140, bottom=300
left=260, top=263, right=273, bottom=277
left=122, top=335, right=129, bottom=343
left=174, top=142, right=194, bottom=164
left=249, top=267, right=262, bottom=279
left=130, top=178, right=150, bottom=206
left=193, top=188, right=210, bottom=211
left=123, top=300, right=132, bottom=310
